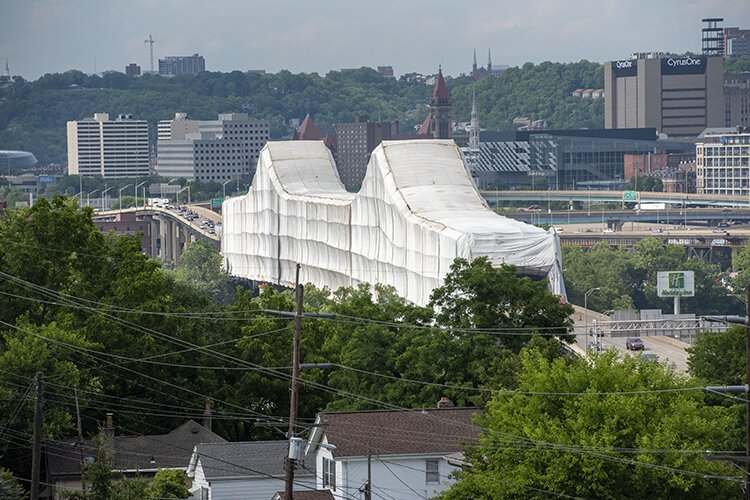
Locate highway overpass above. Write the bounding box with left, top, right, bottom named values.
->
left=481, top=190, right=750, bottom=208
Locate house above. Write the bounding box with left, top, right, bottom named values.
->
left=187, top=440, right=321, bottom=500
left=305, top=399, right=481, bottom=500
left=46, top=414, right=225, bottom=498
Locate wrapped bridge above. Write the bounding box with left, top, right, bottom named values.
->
left=222, top=139, right=565, bottom=306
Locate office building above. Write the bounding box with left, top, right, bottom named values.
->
left=334, top=117, right=391, bottom=190
left=604, top=54, right=724, bottom=138
left=696, top=129, right=750, bottom=196
left=158, top=54, right=205, bottom=76
left=67, top=113, right=149, bottom=178
left=156, top=113, right=269, bottom=182
left=725, top=73, right=750, bottom=128
left=125, top=63, right=141, bottom=77
left=724, top=27, right=750, bottom=56
left=466, top=128, right=694, bottom=190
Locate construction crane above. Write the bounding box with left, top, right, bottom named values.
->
left=144, top=35, right=155, bottom=73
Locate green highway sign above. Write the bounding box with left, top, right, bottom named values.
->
left=211, top=197, right=223, bottom=208
left=623, top=190, right=639, bottom=201
left=657, top=271, right=694, bottom=297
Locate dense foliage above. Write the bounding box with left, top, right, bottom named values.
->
left=0, top=62, right=606, bottom=165
left=442, top=348, right=742, bottom=499
left=0, top=199, right=573, bottom=491
left=563, top=239, right=742, bottom=315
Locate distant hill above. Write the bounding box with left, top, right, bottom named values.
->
left=0, top=62, right=606, bottom=166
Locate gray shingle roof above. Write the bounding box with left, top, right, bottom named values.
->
left=319, top=407, right=481, bottom=458
left=47, top=420, right=226, bottom=478
left=194, top=441, right=316, bottom=479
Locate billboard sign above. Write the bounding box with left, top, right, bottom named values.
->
left=657, top=271, right=695, bottom=297
left=38, top=175, right=56, bottom=183
left=611, top=59, right=637, bottom=77
left=661, top=56, right=707, bottom=75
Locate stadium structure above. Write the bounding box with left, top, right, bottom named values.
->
left=222, top=139, right=565, bottom=306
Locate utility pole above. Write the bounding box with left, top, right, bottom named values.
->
left=745, top=285, right=750, bottom=500
left=75, top=388, right=86, bottom=492
left=365, top=452, right=372, bottom=500
left=31, top=372, right=43, bottom=500
left=285, top=264, right=303, bottom=500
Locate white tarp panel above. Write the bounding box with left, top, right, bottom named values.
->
left=222, top=140, right=566, bottom=307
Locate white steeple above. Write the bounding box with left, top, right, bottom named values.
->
left=469, top=85, right=480, bottom=150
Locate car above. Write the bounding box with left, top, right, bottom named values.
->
left=641, top=353, right=660, bottom=363
left=602, top=228, right=615, bottom=233
left=717, top=221, right=730, bottom=228
left=650, top=228, right=663, bottom=233
left=626, top=337, right=644, bottom=350
left=553, top=227, right=564, bottom=233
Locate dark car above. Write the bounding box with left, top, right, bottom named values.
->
left=626, top=337, right=644, bottom=350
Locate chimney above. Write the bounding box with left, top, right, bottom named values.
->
left=103, top=413, right=115, bottom=456
left=437, top=397, right=454, bottom=409
left=203, top=400, right=212, bottom=432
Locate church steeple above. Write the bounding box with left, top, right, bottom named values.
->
left=429, top=66, right=451, bottom=139
left=472, top=49, right=477, bottom=73
left=487, top=49, right=492, bottom=73
left=469, top=86, right=479, bottom=150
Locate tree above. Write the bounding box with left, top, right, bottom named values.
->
left=144, top=469, right=189, bottom=499
left=626, top=175, right=663, bottom=192
left=0, top=467, right=24, bottom=500
left=429, top=258, right=574, bottom=351
left=687, top=326, right=745, bottom=385
left=171, top=239, right=232, bottom=303
left=441, top=348, right=742, bottom=499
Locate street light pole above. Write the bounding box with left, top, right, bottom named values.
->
left=87, top=189, right=99, bottom=208
left=118, top=184, right=132, bottom=211
left=102, top=187, right=113, bottom=212
left=222, top=180, right=232, bottom=199
left=136, top=181, right=147, bottom=209
left=584, top=287, right=601, bottom=350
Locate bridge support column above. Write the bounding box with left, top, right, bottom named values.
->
left=149, top=218, right=159, bottom=259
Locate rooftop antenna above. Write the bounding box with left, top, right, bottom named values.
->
left=144, top=35, right=155, bottom=73
left=4, top=59, right=9, bottom=79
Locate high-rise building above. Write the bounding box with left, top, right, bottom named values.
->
left=724, top=27, right=750, bottom=56
left=334, top=117, right=391, bottom=191
left=156, top=113, right=269, bottom=182
left=125, top=63, right=141, bottom=77
left=702, top=18, right=725, bottom=56
left=67, top=113, right=149, bottom=178
left=725, top=73, right=750, bottom=128
left=604, top=54, right=724, bottom=138
left=696, top=130, right=750, bottom=195
left=158, top=54, right=205, bottom=76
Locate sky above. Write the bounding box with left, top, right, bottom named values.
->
left=1, top=0, right=749, bottom=81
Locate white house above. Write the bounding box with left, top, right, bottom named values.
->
left=186, top=440, right=322, bottom=500
left=305, top=399, right=481, bottom=500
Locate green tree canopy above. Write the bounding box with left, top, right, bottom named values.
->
left=442, top=348, right=742, bottom=499
left=687, top=326, right=746, bottom=385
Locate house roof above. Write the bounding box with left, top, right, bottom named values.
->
left=273, top=490, right=335, bottom=500
left=190, top=441, right=316, bottom=480
left=313, top=407, right=481, bottom=458
left=47, top=420, right=226, bottom=478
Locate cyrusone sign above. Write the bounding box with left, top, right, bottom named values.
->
left=661, top=56, right=707, bottom=75
left=611, top=59, right=637, bottom=77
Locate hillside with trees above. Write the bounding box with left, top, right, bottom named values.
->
left=0, top=62, right=605, bottom=165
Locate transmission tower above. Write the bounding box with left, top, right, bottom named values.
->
left=144, top=34, right=155, bottom=73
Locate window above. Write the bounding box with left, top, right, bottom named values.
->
left=426, top=459, right=439, bottom=483
left=323, top=457, right=336, bottom=491
left=200, top=486, right=209, bottom=500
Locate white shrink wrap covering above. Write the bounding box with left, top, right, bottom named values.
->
left=222, top=140, right=566, bottom=306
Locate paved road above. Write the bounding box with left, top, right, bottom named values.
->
left=570, top=305, right=690, bottom=372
